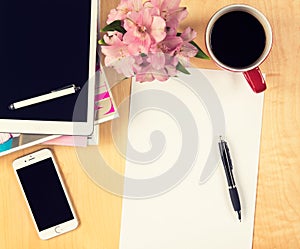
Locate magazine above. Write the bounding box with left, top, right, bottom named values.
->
left=0, top=134, right=60, bottom=157
left=44, top=64, right=118, bottom=146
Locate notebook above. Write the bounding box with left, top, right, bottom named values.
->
left=119, top=68, right=264, bottom=249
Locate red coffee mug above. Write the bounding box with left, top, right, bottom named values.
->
left=205, top=4, right=272, bottom=93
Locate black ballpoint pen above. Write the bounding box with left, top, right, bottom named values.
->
left=218, top=136, right=242, bottom=221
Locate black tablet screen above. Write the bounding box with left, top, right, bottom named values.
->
left=0, top=0, right=92, bottom=121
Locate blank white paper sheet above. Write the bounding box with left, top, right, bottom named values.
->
left=119, top=68, right=264, bottom=249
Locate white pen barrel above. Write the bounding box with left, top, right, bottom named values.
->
left=11, top=87, right=76, bottom=110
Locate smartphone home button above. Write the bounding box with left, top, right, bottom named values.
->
left=55, top=226, right=62, bottom=234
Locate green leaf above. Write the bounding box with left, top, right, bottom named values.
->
left=189, top=40, right=210, bottom=59
left=100, top=20, right=126, bottom=34
left=98, top=39, right=106, bottom=45
left=176, top=62, right=190, bottom=75
left=176, top=32, right=210, bottom=60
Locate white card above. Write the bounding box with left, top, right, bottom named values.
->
left=120, top=68, right=264, bottom=249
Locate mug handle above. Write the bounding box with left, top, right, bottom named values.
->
left=243, top=67, right=266, bottom=93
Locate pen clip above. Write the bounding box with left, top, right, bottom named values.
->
left=51, top=84, right=75, bottom=92
left=219, top=136, right=233, bottom=170
left=218, top=137, right=227, bottom=165
left=224, top=143, right=233, bottom=170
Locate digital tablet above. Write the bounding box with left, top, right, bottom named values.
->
left=0, top=0, right=97, bottom=135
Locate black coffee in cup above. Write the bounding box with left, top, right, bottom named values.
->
left=210, top=11, right=266, bottom=69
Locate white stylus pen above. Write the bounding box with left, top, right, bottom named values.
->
left=9, top=84, right=81, bottom=110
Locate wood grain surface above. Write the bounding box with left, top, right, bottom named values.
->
left=0, top=0, right=299, bottom=248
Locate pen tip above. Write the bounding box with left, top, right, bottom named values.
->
left=238, top=211, right=241, bottom=222
left=8, top=104, right=14, bottom=110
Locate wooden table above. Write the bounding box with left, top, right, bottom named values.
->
left=0, top=0, right=299, bottom=248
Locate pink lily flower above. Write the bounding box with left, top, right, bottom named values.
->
left=123, top=8, right=166, bottom=55
left=135, top=64, right=169, bottom=82
left=101, top=33, right=135, bottom=77
left=107, top=0, right=144, bottom=24
left=164, top=54, right=178, bottom=76
left=177, top=27, right=198, bottom=65
left=154, top=35, right=183, bottom=56
left=133, top=52, right=178, bottom=82
left=180, top=27, right=197, bottom=42
left=134, top=53, right=168, bottom=82
left=150, top=0, right=188, bottom=28
left=152, top=27, right=197, bottom=67
left=100, top=0, right=207, bottom=83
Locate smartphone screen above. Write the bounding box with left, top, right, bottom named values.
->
left=16, top=158, right=74, bottom=231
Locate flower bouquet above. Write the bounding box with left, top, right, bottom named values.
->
left=99, top=0, right=209, bottom=83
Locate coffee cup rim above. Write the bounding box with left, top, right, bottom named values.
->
left=205, top=4, right=273, bottom=72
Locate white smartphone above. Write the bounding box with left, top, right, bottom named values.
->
left=13, top=149, right=78, bottom=240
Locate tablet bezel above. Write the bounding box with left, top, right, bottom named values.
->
left=0, top=0, right=97, bottom=136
